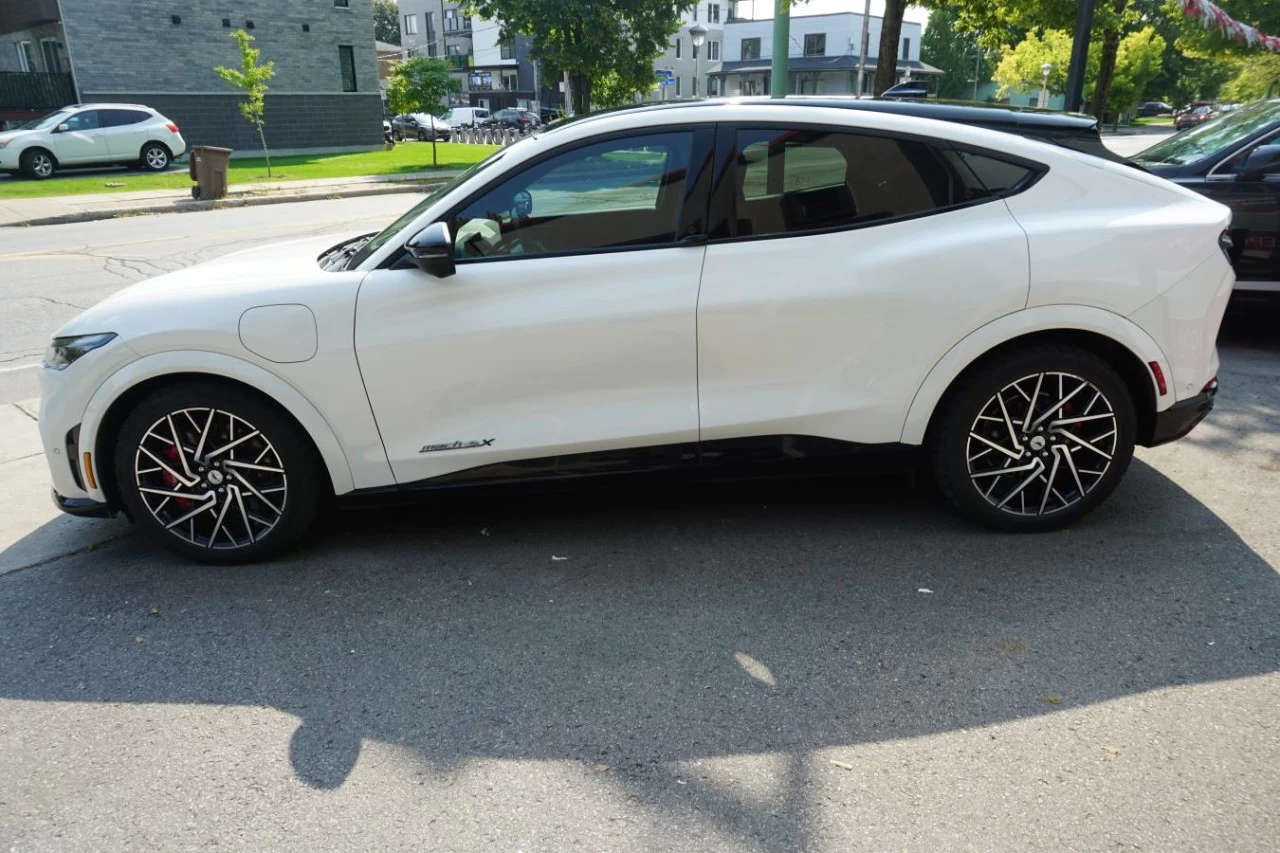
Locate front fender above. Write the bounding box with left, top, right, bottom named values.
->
left=899, top=305, right=1172, bottom=446
left=78, top=351, right=357, bottom=502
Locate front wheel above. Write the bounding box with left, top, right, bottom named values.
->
left=20, top=148, right=55, bottom=179
left=114, top=381, right=324, bottom=563
left=931, top=345, right=1136, bottom=532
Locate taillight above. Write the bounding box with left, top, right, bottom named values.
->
left=1218, top=229, right=1233, bottom=262
left=1148, top=360, right=1168, bottom=397
left=165, top=121, right=179, bottom=133
left=1202, top=377, right=1218, bottom=394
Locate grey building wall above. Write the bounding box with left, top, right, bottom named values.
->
left=61, top=0, right=381, bottom=150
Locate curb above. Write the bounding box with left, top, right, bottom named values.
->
left=5, top=180, right=449, bottom=228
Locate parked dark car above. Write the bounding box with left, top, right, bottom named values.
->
left=390, top=113, right=451, bottom=141
left=483, top=108, right=539, bottom=130
left=1134, top=98, right=1280, bottom=297
left=1136, top=100, right=1173, bottom=117
left=1175, top=105, right=1216, bottom=130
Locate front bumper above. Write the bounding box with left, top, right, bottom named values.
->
left=52, top=489, right=115, bottom=518
left=1149, top=380, right=1217, bottom=446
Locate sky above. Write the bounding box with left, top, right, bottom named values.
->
left=734, top=0, right=931, bottom=27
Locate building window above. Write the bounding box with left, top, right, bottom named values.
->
left=804, top=33, right=825, bottom=57
left=692, top=42, right=698, bottom=60
left=675, top=76, right=682, bottom=96
left=338, top=45, right=357, bottom=91
left=693, top=4, right=697, bottom=19
left=901, top=37, right=910, bottom=60
left=14, top=40, right=33, bottom=72
left=500, top=41, right=513, bottom=60
left=428, top=43, right=438, bottom=57
left=444, top=9, right=458, bottom=30
left=425, top=11, right=435, bottom=36
left=404, top=14, right=418, bottom=35
left=709, top=3, right=721, bottom=23
left=675, top=37, right=682, bottom=59
left=334, top=0, right=349, bottom=7
left=39, top=38, right=59, bottom=72
left=501, top=71, right=517, bottom=90
left=741, top=37, right=760, bottom=60
left=709, top=41, right=720, bottom=60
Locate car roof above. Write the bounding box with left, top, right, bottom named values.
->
left=67, top=103, right=155, bottom=111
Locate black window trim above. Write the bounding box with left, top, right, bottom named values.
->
left=707, top=120, right=1048, bottom=246
left=379, top=124, right=718, bottom=269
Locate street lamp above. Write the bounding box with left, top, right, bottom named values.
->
left=690, top=22, right=708, bottom=99
left=1040, top=62, right=1053, bottom=109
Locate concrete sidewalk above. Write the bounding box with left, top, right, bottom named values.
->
left=0, top=399, right=131, bottom=575
left=0, top=170, right=461, bottom=228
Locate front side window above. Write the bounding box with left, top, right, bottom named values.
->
left=804, top=34, right=825, bottom=57
left=339, top=45, right=357, bottom=91
left=742, top=37, right=760, bottom=60
left=62, top=111, right=101, bottom=131
left=731, top=128, right=971, bottom=237
left=450, top=131, right=694, bottom=260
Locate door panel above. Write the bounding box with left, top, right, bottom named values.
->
left=355, top=249, right=703, bottom=484
left=51, top=110, right=107, bottom=163
left=102, top=110, right=152, bottom=160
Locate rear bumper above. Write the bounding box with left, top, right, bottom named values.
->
left=1149, top=380, right=1217, bottom=446
left=52, top=489, right=115, bottom=519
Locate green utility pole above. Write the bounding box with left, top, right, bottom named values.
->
left=770, top=0, right=789, bottom=98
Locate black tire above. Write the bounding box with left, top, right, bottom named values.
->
left=20, top=148, right=55, bottom=179
left=113, top=381, right=324, bottom=564
left=139, top=142, right=171, bottom=172
left=931, top=344, right=1136, bottom=532
left=418, top=130, right=428, bottom=141
left=393, top=131, right=403, bottom=142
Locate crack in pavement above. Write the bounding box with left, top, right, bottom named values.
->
left=0, top=530, right=134, bottom=578
left=24, top=294, right=87, bottom=310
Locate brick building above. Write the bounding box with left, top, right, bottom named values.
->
left=1, top=0, right=382, bottom=152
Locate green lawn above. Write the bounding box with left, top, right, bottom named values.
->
left=0, top=142, right=499, bottom=200
left=1133, top=116, right=1174, bottom=126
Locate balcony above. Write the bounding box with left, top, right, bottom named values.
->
left=0, top=0, right=60, bottom=35
left=0, top=70, right=74, bottom=111
left=444, top=16, right=472, bottom=33
left=446, top=53, right=473, bottom=70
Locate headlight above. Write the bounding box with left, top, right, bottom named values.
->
left=0, top=139, right=10, bottom=149
left=42, top=333, right=117, bottom=370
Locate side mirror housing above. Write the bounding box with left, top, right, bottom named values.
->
left=1240, top=144, right=1280, bottom=182
left=55, top=123, right=69, bottom=133
left=405, top=222, right=456, bottom=278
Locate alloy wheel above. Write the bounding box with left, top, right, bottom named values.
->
left=133, top=407, right=288, bottom=549
left=32, top=153, right=53, bottom=177
left=145, top=147, right=168, bottom=169
left=965, top=371, right=1118, bottom=517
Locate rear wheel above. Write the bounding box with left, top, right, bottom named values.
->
left=20, top=148, right=55, bottom=179
left=114, top=382, right=324, bottom=563
left=140, top=142, right=171, bottom=171
left=931, top=345, right=1136, bottom=532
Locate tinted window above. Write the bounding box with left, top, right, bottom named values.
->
left=339, top=45, right=357, bottom=92
left=450, top=131, right=693, bottom=259
left=100, top=109, right=150, bottom=128
left=62, top=111, right=100, bottom=131
left=731, top=128, right=962, bottom=237
left=950, top=150, right=1034, bottom=195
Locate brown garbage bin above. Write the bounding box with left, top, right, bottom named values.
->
left=189, top=146, right=232, bottom=200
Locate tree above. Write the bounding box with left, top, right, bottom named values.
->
left=992, top=29, right=1073, bottom=101
left=467, top=0, right=692, bottom=115
left=386, top=57, right=461, bottom=166
left=593, top=68, right=656, bottom=108
left=1221, top=53, right=1279, bottom=100
left=374, top=0, right=401, bottom=46
left=922, top=7, right=993, bottom=99
left=214, top=30, right=275, bottom=176
left=1105, top=26, right=1166, bottom=117
left=874, top=0, right=908, bottom=96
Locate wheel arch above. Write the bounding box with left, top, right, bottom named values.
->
left=82, top=352, right=356, bottom=510
left=20, top=145, right=58, bottom=167
left=903, top=307, right=1170, bottom=449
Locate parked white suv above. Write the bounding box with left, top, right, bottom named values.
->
left=441, top=106, right=490, bottom=129
left=0, top=103, right=187, bottom=179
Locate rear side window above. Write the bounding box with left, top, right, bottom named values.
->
left=730, top=128, right=964, bottom=237
left=951, top=150, right=1035, bottom=195
left=100, top=109, right=150, bottom=128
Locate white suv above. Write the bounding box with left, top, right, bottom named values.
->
left=0, top=103, right=187, bottom=179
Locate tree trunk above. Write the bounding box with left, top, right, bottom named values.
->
left=1088, top=0, right=1128, bottom=123
left=257, top=123, right=271, bottom=178
left=571, top=73, right=592, bottom=115
left=873, top=0, right=907, bottom=96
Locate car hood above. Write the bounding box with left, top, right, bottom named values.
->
left=0, top=128, right=35, bottom=145
left=55, top=233, right=364, bottom=337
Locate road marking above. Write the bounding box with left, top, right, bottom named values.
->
left=0, top=363, right=39, bottom=374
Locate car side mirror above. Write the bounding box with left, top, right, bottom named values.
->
left=1240, top=144, right=1280, bottom=182
left=55, top=123, right=69, bottom=133
left=405, top=222, right=456, bottom=278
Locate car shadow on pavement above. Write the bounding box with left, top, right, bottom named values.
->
left=1, top=457, right=1277, bottom=848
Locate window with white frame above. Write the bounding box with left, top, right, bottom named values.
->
left=709, top=41, right=720, bottom=60
left=15, top=40, right=33, bottom=72
left=709, top=4, right=721, bottom=23
left=39, top=38, right=59, bottom=72
left=501, top=71, right=517, bottom=90
left=675, top=37, right=682, bottom=59
left=404, top=14, right=418, bottom=35
left=500, top=41, right=513, bottom=60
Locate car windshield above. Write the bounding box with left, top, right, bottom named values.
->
left=1135, top=100, right=1280, bottom=166
left=344, top=148, right=509, bottom=269
left=16, top=109, right=70, bottom=131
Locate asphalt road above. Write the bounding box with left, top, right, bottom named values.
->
left=0, top=194, right=422, bottom=404
left=1, top=129, right=1278, bottom=850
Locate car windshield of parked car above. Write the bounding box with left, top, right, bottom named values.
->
left=17, top=109, right=70, bottom=131
left=344, top=148, right=509, bottom=269
left=1135, top=101, right=1280, bottom=166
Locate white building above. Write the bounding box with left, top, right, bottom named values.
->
left=648, top=2, right=728, bottom=101
left=709, top=11, right=940, bottom=97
